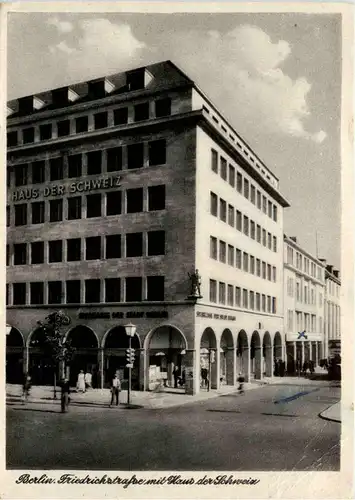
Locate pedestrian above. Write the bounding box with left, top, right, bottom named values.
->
left=60, top=377, right=70, bottom=413
left=280, top=361, right=285, bottom=377
left=237, top=373, right=245, bottom=394
left=22, top=373, right=31, bottom=403
left=309, top=360, right=315, bottom=375
left=173, top=366, right=179, bottom=388
left=110, top=371, right=121, bottom=407
left=201, top=368, right=208, bottom=389
left=84, top=371, right=92, bottom=390
left=303, top=361, right=309, bottom=377
left=76, top=370, right=86, bottom=392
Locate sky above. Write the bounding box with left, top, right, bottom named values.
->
left=7, top=12, right=341, bottom=269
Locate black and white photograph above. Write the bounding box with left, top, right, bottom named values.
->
left=2, top=2, right=354, bottom=499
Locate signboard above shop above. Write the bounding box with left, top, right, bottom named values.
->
left=78, top=310, right=168, bottom=320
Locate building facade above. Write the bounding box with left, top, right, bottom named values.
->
left=6, top=60, right=289, bottom=394
left=324, top=265, right=341, bottom=358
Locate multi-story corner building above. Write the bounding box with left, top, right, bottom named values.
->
left=6, top=60, right=289, bottom=394
left=324, top=264, right=341, bottom=358
left=283, top=236, right=326, bottom=372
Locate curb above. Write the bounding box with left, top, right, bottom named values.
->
left=318, top=403, right=341, bottom=423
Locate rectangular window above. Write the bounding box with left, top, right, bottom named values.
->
left=127, top=187, right=143, bottom=213
left=249, top=291, right=255, bottom=310
left=86, top=193, right=102, bottom=218
left=267, top=264, right=272, bottom=281
left=243, top=289, right=248, bottom=308
left=57, top=119, right=70, bottom=137
left=50, top=199, right=63, bottom=222
left=94, top=111, right=108, bottom=129
left=219, top=240, right=226, bottom=263
left=268, top=200, right=273, bottom=218
left=220, top=157, right=227, bottom=180
left=219, top=282, right=226, bottom=304
left=228, top=245, right=234, bottom=266
left=147, top=276, right=165, bottom=301
left=113, top=107, right=128, bottom=126
left=256, top=259, right=261, bottom=277
left=75, top=116, right=88, bottom=133
left=227, top=205, right=235, bottom=227
left=67, top=238, right=81, bottom=261
left=134, top=102, right=149, bottom=121
left=23, top=127, right=34, bottom=144
left=210, top=192, right=218, bottom=216
left=86, top=236, right=101, bottom=260
left=267, top=296, right=272, bottom=313
left=68, top=154, right=82, bottom=178
left=106, top=191, right=122, bottom=216
left=7, top=131, right=18, bottom=147
left=13, top=283, right=26, bottom=305
left=273, top=236, right=277, bottom=252
left=267, top=232, right=272, bottom=250
left=149, top=139, right=166, bottom=166
left=243, top=252, right=249, bottom=272
left=209, top=279, right=217, bottom=303
left=250, top=220, right=256, bottom=240
left=14, top=204, right=27, bottom=226
left=105, top=278, right=121, bottom=303
left=48, top=281, right=62, bottom=304
left=126, top=232, right=143, bottom=257
left=30, top=282, right=44, bottom=305
left=256, top=225, right=261, bottom=243
left=256, top=293, right=261, bottom=311
left=66, top=280, right=81, bottom=304
left=272, top=266, right=277, bottom=282
left=32, top=160, right=45, bottom=184
left=262, top=294, right=266, bottom=312
left=257, top=191, right=261, bottom=209
left=243, top=216, right=249, bottom=236
left=236, top=210, right=242, bottom=231
left=250, top=256, right=255, bottom=274
left=219, top=199, right=227, bottom=222
left=50, top=157, right=63, bottom=181
left=127, top=143, right=144, bottom=169
left=39, top=124, right=52, bottom=141
left=49, top=240, right=63, bottom=263
left=211, top=149, right=218, bottom=173
left=236, top=172, right=242, bottom=193
left=106, top=234, right=121, bottom=259
left=228, top=165, right=235, bottom=187
left=87, top=151, right=102, bottom=175
left=244, top=179, right=249, bottom=199
left=125, top=277, right=142, bottom=302
left=15, top=164, right=28, bottom=186
left=31, top=201, right=45, bottom=224
left=148, top=231, right=165, bottom=256
left=107, top=147, right=122, bottom=172
left=210, top=236, right=217, bottom=260
left=227, top=285, right=234, bottom=306
left=14, top=243, right=27, bottom=265
left=262, top=261, right=266, bottom=279
left=251, top=185, right=256, bottom=204
left=235, top=287, right=241, bottom=307
left=85, top=279, right=101, bottom=303
left=236, top=248, right=242, bottom=269
left=262, top=229, right=267, bottom=247
left=155, top=98, right=171, bottom=117
left=288, top=310, right=293, bottom=330
left=262, top=196, right=267, bottom=214
left=148, top=185, right=165, bottom=211
left=273, top=205, right=278, bottom=222
left=31, top=242, right=44, bottom=264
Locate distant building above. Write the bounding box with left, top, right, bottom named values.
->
left=324, top=264, right=341, bottom=358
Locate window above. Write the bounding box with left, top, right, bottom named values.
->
left=256, top=225, right=261, bottom=243
left=14, top=243, right=27, bottom=265
left=256, top=293, right=261, bottom=311
left=39, top=124, right=52, bottom=141
left=244, top=179, right=249, bottom=199
left=87, top=194, right=102, bottom=218
left=243, top=216, right=249, bottom=236
left=210, top=237, right=217, bottom=260
left=227, top=285, right=234, bottom=306
left=219, top=199, right=227, bottom=222
left=235, top=287, right=241, bottom=307
left=66, top=280, right=81, bottom=304
left=113, top=107, right=128, bottom=125
left=211, top=149, right=218, bottom=173
left=15, top=164, right=28, bottom=186
left=262, top=294, right=266, bottom=312
left=87, top=151, right=102, bottom=175
left=127, top=69, right=145, bottom=91
left=262, top=261, right=266, bottom=279
left=50, top=199, right=63, bottom=222
left=85, top=279, right=101, bottom=303
left=31, top=201, right=45, bottom=224
left=126, top=232, right=143, bottom=257
left=106, top=191, right=122, bottom=216
left=262, top=196, right=267, bottom=214
left=7, top=168, right=11, bottom=188
left=228, top=165, right=235, bottom=187
left=14, top=204, right=27, bottom=226
left=155, top=98, right=171, bottom=117
left=30, top=282, right=44, bottom=305
left=257, top=191, right=261, bottom=209
left=273, top=236, right=277, bottom=252
left=48, top=281, right=62, bottom=304
left=75, top=116, right=88, bottom=133
left=13, top=283, right=26, bottom=305
left=262, top=229, right=266, bottom=247
left=148, top=185, right=165, bottom=211
left=268, top=201, right=273, bottom=218
left=243, top=252, right=249, bottom=272
left=23, top=127, right=34, bottom=144
left=148, top=231, right=165, bottom=256
left=220, top=157, right=227, bottom=180
left=249, top=291, right=255, bottom=310
left=272, top=266, right=277, bottom=282
left=6, top=206, right=10, bottom=227
left=68, top=154, right=82, bottom=178
left=149, top=139, right=166, bottom=166
left=57, top=120, right=70, bottom=137
left=236, top=172, right=242, bottom=193
left=107, top=147, right=122, bottom=172
left=236, top=210, right=242, bottom=231
left=272, top=297, right=276, bottom=314
left=250, top=256, right=255, bottom=274
left=32, top=161, right=45, bottom=184
left=134, top=102, right=149, bottom=121
left=227, top=205, right=235, bottom=226
left=250, top=220, right=256, bottom=240
left=256, top=259, right=261, bottom=277
left=94, top=111, right=108, bottom=129
left=86, top=236, right=101, bottom=260
left=267, top=264, right=272, bottom=281
left=219, top=240, right=226, bottom=263
left=127, top=187, right=143, bottom=213
left=243, top=289, right=248, bottom=308
left=251, top=185, right=256, bottom=204
left=105, top=278, right=121, bottom=303
left=7, top=131, right=18, bottom=147
left=273, top=205, right=278, bottom=222
left=49, top=240, right=63, bottom=263
left=287, top=310, right=293, bottom=330
left=147, top=276, right=165, bottom=301
left=50, top=157, right=63, bottom=181
left=106, top=234, right=121, bottom=259
left=31, top=242, right=44, bottom=264
left=67, top=238, right=81, bottom=261
left=267, top=232, right=272, bottom=250
left=209, top=279, right=217, bottom=303
left=127, top=143, right=144, bottom=169
left=125, top=277, right=142, bottom=302
left=219, top=282, right=226, bottom=304
left=210, top=192, right=218, bottom=216
left=236, top=248, right=242, bottom=269
left=228, top=245, right=234, bottom=266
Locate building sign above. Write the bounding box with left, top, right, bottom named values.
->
left=78, top=310, right=168, bottom=320
left=12, top=176, right=122, bottom=201
left=196, top=311, right=236, bottom=321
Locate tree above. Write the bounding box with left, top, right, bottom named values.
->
left=37, top=311, right=75, bottom=399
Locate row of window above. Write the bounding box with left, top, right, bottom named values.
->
left=7, top=276, right=165, bottom=306
left=211, top=149, right=278, bottom=222
left=210, top=236, right=277, bottom=282
left=8, top=185, right=165, bottom=226
left=7, top=98, right=172, bottom=147
left=287, top=310, right=323, bottom=334
left=327, top=279, right=340, bottom=298
left=210, top=192, right=278, bottom=252
left=286, top=277, right=323, bottom=306
left=286, top=245, right=323, bottom=281
left=209, top=279, right=277, bottom=314
left=8, top=140, right=166, bottom=188
left=7, top=231, right=165, bottom=266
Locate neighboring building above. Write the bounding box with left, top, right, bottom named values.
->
left=283, top=236, right=326, bottom=372
left=324, top=264, right=341, bottom=358
left=6, top=60, right=289, bottom=394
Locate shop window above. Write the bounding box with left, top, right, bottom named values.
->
left=31, top=201, right=45, bottom=224
left=48, top=281, right=62, bottom=304
left=15, top=163, right=28, bottom=186
left=125, top=277, right=142, bottom=302
left=94, top=111, right=108, bottom=130
left=148, top=231, right=165, bottom=256
left=30, top=282, right=44, bottom=305
left=127, top=142, right=144, bottom=169
left=14, top=204, right=27, bottom=226
left=107, top=147, right=122, bottom=172
left=244, top=179, right=249, bottom=199
left=57, top=119, right=70, bottom=137
left=75, top=116, right=88, bottom=133
left=147, top=276, right=165, bottom=301
left=66, top=280, right=81, bottom=304
left=209, top=279, right=217, bottom=303
left=49, top=240, right=63, bottom=263
left=148, top=185, right=165, bottom=211
left=155, top=98, right=171, bottom=118
left=126, top=232, right=143, bottom=257
left=126, top=187, right=143, bottom=213
left=32, top=160, right=45, bottom=184
left=134, top=102, right=149, bottom=122
left=39, top=124, right=52, bottom=141
left=50, top=199, right=63, bottom=222
left=7, top=131, right=18, bottom=147
left=50, top=157, right=63, bottom=181
left=148, top=139, right=166, bottom=166
left=6, top=206, right=10, bottom=227
left=228, top=164, right=235, bottom=187
left=23, top=127, right=34, bottom=144
left=219, top=240, right=226, bottom=263
left=14, top=243, right=27, bottom=265
left=106, top=191, right=122, bottom=216
left=228, top=204, right=234, bottom=227
left=68, top=154, right=82, bottom=178
left=86, top=193, right=102, bottom=218
left=105, top=278, right=121, bottom=303
left=13, top=283, right=26, bottom=305
left=235, top=287, right=241, bottom=307
left=85, top=279, right=101, bottom=303
left=211, top=149, right=218, bottom=173
left=87, top=151, right=102, bottom=175
left=210, top=192, right=218, bottom=216
left=106, top=234, right=121, bottom=259
left=86, top=236, right=101, bottom=260
left=31, top=242, right=44, bottom=264
left=67, top=238, right=81, bottom=261
left=210, top=236, right=217, bottom=260
left=236, top=172, right=242, bottom=193
left=219, top=282, right=226, bottom=304
left=113, top=107, right=128, bottom=126
left=220, top=157, right=227, bottom=180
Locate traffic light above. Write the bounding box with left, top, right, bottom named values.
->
left=126, top=348, right=135, bottom=368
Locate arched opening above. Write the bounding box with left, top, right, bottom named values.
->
left=220, top=329, right=234, bottom=385
left=104, top=326, right=141, bottom=390
left=263, top=332, right=273, bottom=377
left=6, top=327, right=24, bottom=384
left=28, top=327, right=55, bottom=385
left=66, top=326, right=99, bottom=387
left=146, top=325, right=187, bottom=391
left=200, top=327, right=217, bottom=390
left=273, top=332, right=284, bottom=376
left=250, top=331, right=261, bottom=379
left=236, top=330, right=249, bottom=381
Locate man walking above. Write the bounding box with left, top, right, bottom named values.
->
left=110, top=371, right=121, bottom=407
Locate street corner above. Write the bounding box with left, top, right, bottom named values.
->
left=319, top=402, right=341, bottom=423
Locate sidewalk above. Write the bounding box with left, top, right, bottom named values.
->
left=319, top=402, right=341, bottom=423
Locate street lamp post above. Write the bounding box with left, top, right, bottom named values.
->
left=124, top=322, right=136, bottom=407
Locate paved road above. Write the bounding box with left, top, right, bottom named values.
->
left=7, top=383, right=340, bottom=471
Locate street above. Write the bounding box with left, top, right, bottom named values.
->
left=7, top=383, right=340, bottom=471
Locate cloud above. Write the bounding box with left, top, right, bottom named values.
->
left=48, top=16, right=73, bottom=34
left=51, top=40, right=74, bottom=55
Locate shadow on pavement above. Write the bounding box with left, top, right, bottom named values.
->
left=11, top=407, right=60, bottom=414
left=207, top=409, right=242, bottom=414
